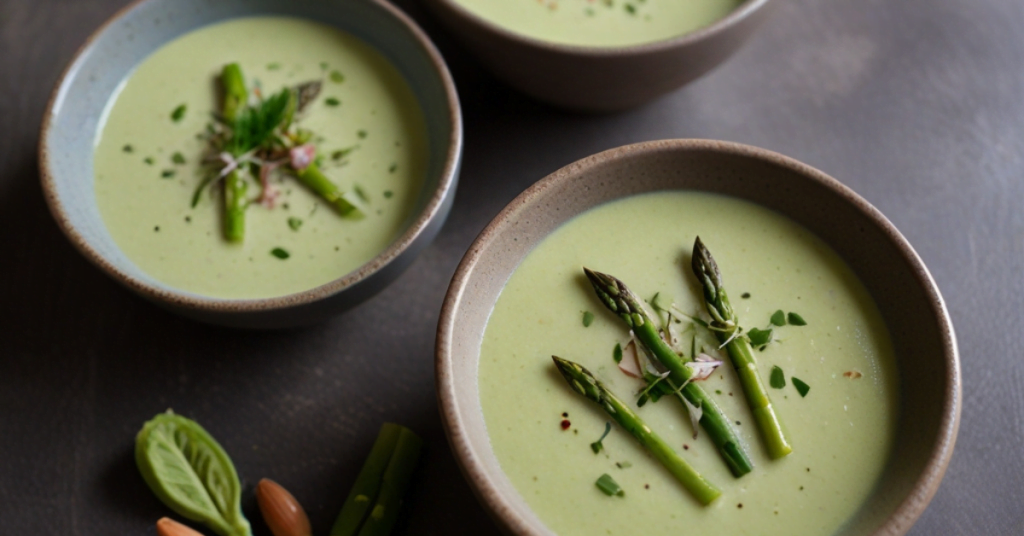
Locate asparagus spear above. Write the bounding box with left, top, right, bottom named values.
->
left=552, top=356, right=721, bottom=505
left=330, top=424, right=401, bottom=536
left=583, top=268, right=753, bottom=477
left=293, top=162, right=364, bottom=218
left=691, top=237, right=792, bottom=459
left=220, top=64, right=248, bottom=242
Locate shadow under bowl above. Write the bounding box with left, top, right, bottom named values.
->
left=436, top=139, right=960, bottom=535
left=40, top=0, right=462, bottom=328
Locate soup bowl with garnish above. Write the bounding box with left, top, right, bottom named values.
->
left=423, top=0, right=772, bottom=111
left=436, top=139, right=959, bottom=535
left=40, top=0, right=462, bottom=328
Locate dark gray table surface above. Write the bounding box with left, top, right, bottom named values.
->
left=2, top=0, right=1022, bottom=534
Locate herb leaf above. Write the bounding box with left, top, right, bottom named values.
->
left=770, top=310, right=786, bottom=327
left=135, top=411, right=251, bottom=536
left=582, top=311, right=595, bottom=327
left=287, top=217, right=303, bottom=231
left=595, top=473, right=624, bottom=497
left=226, top=89, right=291, bottom=156
left=271, top=247, right=290, bottom=259
left=788, top=312, right=807, bottom=326
left=770, top=366, right=786, bottom=389
left=171, top=104, right=187, bottom=122
left=747, top=327, right=773, bottom=347
left=590, top=422, right=612, bottom=454
left=792, top=377, right=811, bottom=397
left=613, top=343, right=623, bottom=364
left=325, top=97, right=340, bottom=107
left=329, top=70, right=345, bottom=83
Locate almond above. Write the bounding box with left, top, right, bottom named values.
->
left=156, top=517, right=203, bottom=536
left=256, top=478, right=312, bottom=536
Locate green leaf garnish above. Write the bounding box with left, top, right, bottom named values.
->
left=747, top=327, right=773, bottom=347
left=172, top=152, right=186, bottom=165
left=330, top=70, right=345, bottom=83
left=266, top=62, right=281, bottom=71
left=357, top=129, right=368, bottom=139
left=287, top=217, right=303, bottom=231
left=144, top=157, right=155, bottom=165
left=225, top=89, right=291, bottom=156
left=122, top=144, right=134, bottom=153
left=613, top=343, right=623, bottom=363
left=596, top=474, right=624, bottom=497
left=383, top=190, right=394, bottom=199
left=331, top=146, right=358, bottom=160
left=649, top=292, right=664, bottom=312
left=788, top=312, right=807, bottom=326
left=135, top=411, right=251, bottom=536
left=271, top=247, right=290, bottom=259
left=325, top=97, right=341, bottom=107
left=625, top=3, right=637, bottom=14
left=616, top=461, right=632, bottom=469
left=582, top=311, right=595, bottom=327
left=160, top=169, right=176, bottom=179
left=388, top=163, right=398, bottom=173
left=354, top=185, right=370, bottom=204
left=590, top=422, right=612, bottom=454
left=770, top=310, right=786, bottom=326
left=770, top=366, right=786, bottom=389
left=170, top=104, right=187, bottom=122
left=792, top=377, right=810, bottom=397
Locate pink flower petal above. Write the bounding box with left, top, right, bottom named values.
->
left=617, top=340, right=643, bottom=379
left=289, top=144, right=316, bottom=171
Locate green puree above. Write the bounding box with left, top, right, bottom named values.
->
left=479, top=192, right=900, bottom=535
left=93, top=17, right=428, bottom=299
left=453, top=0, right=743, bottom=47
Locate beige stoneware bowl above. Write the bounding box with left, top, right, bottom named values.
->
left=436, top=139, right=960, bottom=535
left=423, top=0, right=772, bottom=111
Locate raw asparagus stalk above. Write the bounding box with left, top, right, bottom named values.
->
left=293, top=162, right=364, bottom=218
left=356, top=427, right=422, bottom=536
left=583, top=268, right=754, bottom=477
left=552, top=356, right=721, bottom=505
left=220, top=63, right=248, bottom=242
left=691, top=237, right=792, bottom=459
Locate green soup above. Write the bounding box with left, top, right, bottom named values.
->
left=452, top=0, right=743, bottom=47
left=94, top=17, right=428, bottom=299
left=479, top=192, right=899, bottom=535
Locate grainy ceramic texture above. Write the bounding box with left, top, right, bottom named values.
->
left=436, top=140, right=960, bottom=536
left=39, top=0, right=462, bottom=328
left=422, top=0, right=771, bottom=112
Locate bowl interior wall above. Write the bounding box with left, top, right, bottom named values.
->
left=444, top=141, right=955, bottom=535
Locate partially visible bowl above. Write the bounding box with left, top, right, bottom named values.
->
left=423, top=0, right=772, bottom=112
left=40, top=0, right=462, bottom=328
left=436, top=139, right=960, bottom=534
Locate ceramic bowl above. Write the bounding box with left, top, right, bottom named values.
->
left=423, top=0, right=772, bottom=112
left=40, top=0, right=462, bottom=329
left=436, top=139, right=960, bottom=534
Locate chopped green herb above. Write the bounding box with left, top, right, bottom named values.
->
left=170, top=104, right=187, bottom=122
left=590, top=422, right=612, bottom=454
left=266, top=62, right=281, bottom=71
left=741, top=292, right=751, bottom=299
left=649, top=292, right=666, bottom=313
left=788, top=312, right=807, bottom=326
left=383, top=190, right=394, bottom=199
left=792, top=377, right=810, bottom=397
left=122, top=144, right=134, bottom=153
left=357, top=129, right=368, bottom=139
left=171, top=152, right=186, bottom=165
left=770, top=310, right=786, bottom=327
left=287, top=217, right=303, bottom=231
left=625, top=3, right=636, bottom=14
left=770, top=366, right=786, bottom=389
left=319, top=61, right=329, bottom=70
left=144, top=157, right=155, bottom=165
left=331, top=146, right=358, bottom=160
left=596, top=474, right=624, bottom=497
left=354, top=185, right=370, bottom=204
left=388, top=163, right=398, bottom=173
left=747, top=327, right=773, bottom=347
left=160, top=169, right=176, bottom=179
left=325, top=97, right=340, bottom=107
left=582, top=311, right=595, bottom=327
left=585, top=8, right=595, bottom=16
left=330, top=70, right=345, bottom=83
left=271, top=247, right=290, bottom=260
left=616, top=461, right=632, bottom=469
left=613, top=343, right=623, bottom=364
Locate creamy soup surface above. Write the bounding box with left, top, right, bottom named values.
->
left=94, top=17, right=428, bottom=299
left=452, top=0, right=743, bottom=47
left=479, top=191, right=899, bottom=536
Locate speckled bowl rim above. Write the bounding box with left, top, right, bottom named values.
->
left=427, top=0, right=769, bottom=55
left=38, top=0, right=463, bottom=314
left=436, top=139, right=961, bottom=535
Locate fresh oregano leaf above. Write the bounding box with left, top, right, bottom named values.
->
left=792, top=377, right=811, bottom=397
left=788, top=312, right=807, bottom=326
left=612, top=343, right=623, bottom=363
left=135, top=411, right=252, bottom=536
left=747, top=327, right=773, bottom=347
left=770, top=310, right=786, bottom=327
left=582, top=311, right=595, bottom=327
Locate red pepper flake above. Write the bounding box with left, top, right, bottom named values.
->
left=560, top=419, right=571, bottom=430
